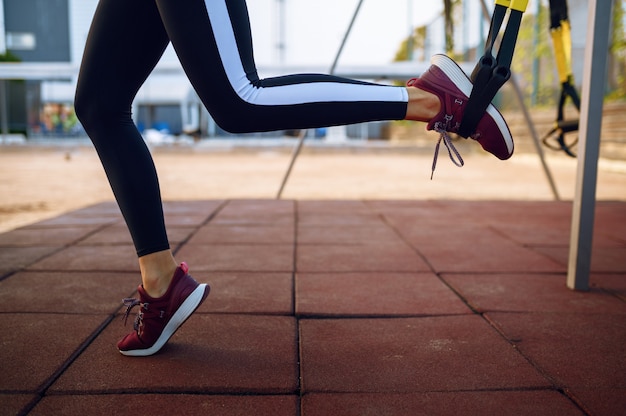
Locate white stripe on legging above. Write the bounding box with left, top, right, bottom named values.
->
left=203, top=0, right=408, bottom=106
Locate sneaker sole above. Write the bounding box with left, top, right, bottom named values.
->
left=119, top=283, right=210, bottom=357
left=430, top=54, right=514, bottom=156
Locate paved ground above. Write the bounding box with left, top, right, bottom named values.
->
left=0, top=142, right=625, bottom=415
left=1, top=140, right=625, bottom=233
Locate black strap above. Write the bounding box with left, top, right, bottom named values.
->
left=546, top=0, right=581, bottom=157
left=457, top=4, right=524, bottom=138
left=549, top=0, right=569, bottom=29
left=541, top=123, right=578, bottom=157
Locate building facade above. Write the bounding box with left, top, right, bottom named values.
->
left=2, top=0, right=199, bottom=137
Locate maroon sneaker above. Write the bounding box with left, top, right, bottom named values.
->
left=118, top=262, right=210, bottom=356
left=408, top=54, right=514, bottom=176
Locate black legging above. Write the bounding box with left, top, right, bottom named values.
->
left=75, top=0, right=408, bottom=257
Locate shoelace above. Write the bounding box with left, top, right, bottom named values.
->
left=431, top=117, right=464, bottom=180
left=122, top=298, right=145, bottom=331
left=406, top=77, right=465, bottom=179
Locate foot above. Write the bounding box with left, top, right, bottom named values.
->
left=408, top=54, right=514, bottom=161
left=118, top=262, right=210, bottom=356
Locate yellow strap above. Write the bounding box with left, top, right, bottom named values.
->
left=550, top=20, right=573, bottom=83
left=510, top=0, right=529, bottom=12
left=494, top=0, right=527, bottom=12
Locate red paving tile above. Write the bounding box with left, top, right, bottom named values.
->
left=74, top=223, right=132, bottom=245
left=595, top=203, right=626, bottom=244
left=1, top=199, right=624, bottom=415
left=211, top=214, right=294, bottom=226
left=163, top=213, right=213, bottom=227
left=0, top=246, right=60, bottom=275
left=297, top=212, right=385, bottom=226
left=0, top=271, right=137, bottom=313
left=445, top=201, right=572, bottom=225
left=212, top=200, right=294, bottom=226
left=301, top=391, right=584, bottom=416
left=0, top=226, right=98, bottom=247
left=364, top=200, right=441, bottom=223
left=298, top=200, right=374, bottom=214
left=538, top=246, right=626, bottom=272
left=492, top=222, right=572, bottom=246
left=77, top=223, right=194, bottom=246
left=0, top=313, right=107, bottom=391
left=177, top=244, right=294, bottom=272
left=376, top=200, right=572, bottom=229
left=189, top=224, right=295, bottom=245
left=24, top=213, right=119, bottom=228
left=0, top=395, right=37, bottom=416
left=443, top=273, right=626, bottom=314
left=161, top=200, right=225, bottom=214
left=486, top=312, right=626, bottom=388
left=194, top=271, right=293, bottom=314
left=299, top=316, right=551, bottom=393
left=296, top=272, right=470, bottom=316
left=297, top=224, right=400, bottom=245
left=568, top=388, right=626, bottom=416
left=30, top=394, right=298, bottom=416
left=26, top=245, right=139, bottom=272
left=50, top=315, right=298, bottom=394
left=297, top=243, right=430, bottom=273
left=491, top=221, right=622, bottom=249
left=591, top=273, right=626, bottom=302
left=397, top=225, right=566, bottom=273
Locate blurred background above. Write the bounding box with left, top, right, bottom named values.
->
left=0, top=0, right=623, bottom=147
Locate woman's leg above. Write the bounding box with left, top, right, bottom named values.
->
left=74, top=0, right=177, bottom=296
left=155, top=0, right=510, bottom=162
left=154, top=0, right=438, bottom=133
left=76, top=0, right=436, bottom=265
left=74, top=0, right=508, bottom=356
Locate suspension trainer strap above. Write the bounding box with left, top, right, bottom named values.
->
left=458, top=0, right=528, bottom=138
left=544, top=0, right=580, bottom=157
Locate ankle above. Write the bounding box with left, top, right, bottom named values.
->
left=142, top=273, right=176, bottom=299
left=139, top=250, right=178, bottom=298
left=405, top=86, right=441, bottom=122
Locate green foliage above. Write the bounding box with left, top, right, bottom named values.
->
left=394, top=26, right=427, bottom=62
left=611, top=0, right=625, bottom=55
left=609, top=0, right=626, bottom=99
left=0, top=51, right=21, bottom=62
left=511, top=3, right=557, bottom=108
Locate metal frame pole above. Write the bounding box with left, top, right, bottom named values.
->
left=509, top=72, right=561, bottom=200
left=567, top=0, right=612, bottom=291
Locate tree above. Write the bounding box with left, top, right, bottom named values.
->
left=443, top=0, right=455, bottom=54
left=609, top=0, right=625, bottom=98
left=394, top=26, right=427, bottom=62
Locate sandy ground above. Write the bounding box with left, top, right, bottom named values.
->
left=1, top=140, right=625, bottom=233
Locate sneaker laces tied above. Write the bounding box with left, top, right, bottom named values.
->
left=122, top=298, right=146, bottom=331
left=431, top=116, right=464, bottom=179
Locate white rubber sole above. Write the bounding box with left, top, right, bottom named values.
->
left=430, top=54, right=514, bottom=156
left=119, top=283, right=209, bottom=357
